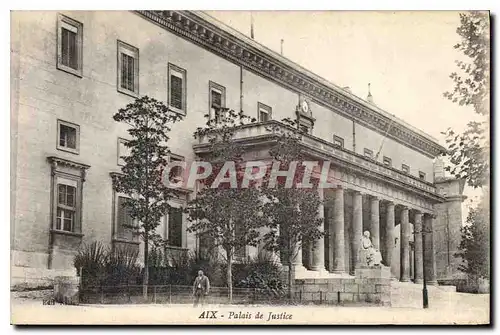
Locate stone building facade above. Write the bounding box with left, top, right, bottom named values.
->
left=11, top=10, right=465, bottom=287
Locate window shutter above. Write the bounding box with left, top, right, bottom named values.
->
left=117, top=197, right=126, bottom=238
left=170, top=75, right=183, bottom=110
left=168, top=208, right=183, bottom=247
left=211, top=90, right=222, bottom=108
left=72, top=185, right=82, bottom=234
left=61, top=28, right=77, bottom=69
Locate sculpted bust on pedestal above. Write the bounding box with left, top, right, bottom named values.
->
left=360, top=231, right=383, bottom=267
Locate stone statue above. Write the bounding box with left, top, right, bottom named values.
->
left=360, top=231, right=383, bottom=267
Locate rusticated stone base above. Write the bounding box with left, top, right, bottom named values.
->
left=294, top=266, right=391, bottom=306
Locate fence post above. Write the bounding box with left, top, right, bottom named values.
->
left=320, top=291, right=323, bottom=305
left=337, top=291, right=341, bottom=305
left=100, top=286, right=104, bottom=304
left=128, top=283, right=131, bottom=303
left=169, top=284, right=172, bottom=305
left=153, top=285, right=157, bottom=304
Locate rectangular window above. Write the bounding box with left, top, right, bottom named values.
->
left=209, top=81, right=226, bottom=121
left=258, top=102, right=272, bottom=122
left=49, top=158, right=87, bottom=235
left=167, top=207, right=183, bottom=247
left=402, top=164, right=410, bottom=174
left=55, top=183, right=76, bottom=232
left=364, top=148, right=373, bottom=159
left=168, top=154, right=185, bottom=183
left=117, top=40, right=139, bottom=96
left=168, top=64, right=187, bottom=115
left=333, top=135, right=344, bottom=148
left=57, top=14, right=83, bottom=76
left=419, top=171, right=426, bottom=180
left=117, top=196, right=134, bottom=240
left=117, top=138, right=130, bottom=166
left=57, top=120, right=80, bottom=154
left=383, top=156, right=392, bottom=167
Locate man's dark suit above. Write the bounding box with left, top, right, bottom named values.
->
left=193, top=275, right=210, bottom=306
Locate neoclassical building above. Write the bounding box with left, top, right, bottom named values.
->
left=11, top=10, right=465, bottom=287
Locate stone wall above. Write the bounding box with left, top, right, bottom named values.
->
left=294, top=267, right=391, bottom=306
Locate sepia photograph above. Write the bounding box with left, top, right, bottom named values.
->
left=9, top=7, right=491, bottom=325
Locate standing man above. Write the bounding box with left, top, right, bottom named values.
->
left=193, top=270, right=210, bottom=307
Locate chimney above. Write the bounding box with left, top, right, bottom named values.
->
left=367, top=83, right=374, bottom=104
left=250, top=13, right=254, bottom=39
left=434, top=157, right=446, bottom=181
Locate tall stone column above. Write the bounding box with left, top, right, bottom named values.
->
left=370, top=197, right=380, bottom=250
left=351, top=191, right=363, bottom=269
left=413, top=211, right=424, bottom=284
left=292, top=241, right=306, bottom=273
left=400, top=206, right=410, bottom=282
left=424, top=214, right=438, bottom=285
left=311, top=187, right=327, bottom=272
left=384, top=201, right=395, bottom=268
left=332, top=186, right=346, bottom=273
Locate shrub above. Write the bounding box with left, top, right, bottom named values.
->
left=233, top=253, right=286, bottom=298
left=74, top=241, right=107, bottom=287
left=105, top=245, right=140, bottom=286
left=74, top=242, right=140, bottom=287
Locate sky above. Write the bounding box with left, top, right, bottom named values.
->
left=205, top=10, right=485, bottom=216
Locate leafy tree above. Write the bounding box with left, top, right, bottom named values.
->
left=261, top=120, right=324, bottom=300
left=455, top=199, right=490, bottom=280
left=186, top=108, right=266, bottom=303
left=443, top=11, right=490, bottom=284
left=442, top=11, right=490, bottom=188
left=112, top=96, right=183, bottom=299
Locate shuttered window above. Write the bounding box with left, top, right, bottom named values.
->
left=121, top=53, right=135, bottom=92
left=168, top=207, right=183, bottom=247
left=211, top=90, right=222, bottom=109
left=61, top=27, right=78, bottom=70
left=209, top=81, right=226, bottom=122
left=117, top=41, right=139, bottom=96
left=170, top=75, right=183, bottom=110
left=117, top=196, right=134, bottom=240
left=167, top=64, right=187, bottom=114
left=57, top=15, right=82, bottom=76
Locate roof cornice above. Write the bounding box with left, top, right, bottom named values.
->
left=136, top=10, right=447, bottom=158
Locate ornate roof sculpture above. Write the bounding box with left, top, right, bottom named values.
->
left=137, top=10, right=447, bottom=159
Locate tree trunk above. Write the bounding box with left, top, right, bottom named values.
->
left=227, top=250, right=233, bottom=304
left=143, top=234, right=149, bottom=300
left=287, top=239, right=295, bottom=301
left=288, top=258, right=295, bottom=302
